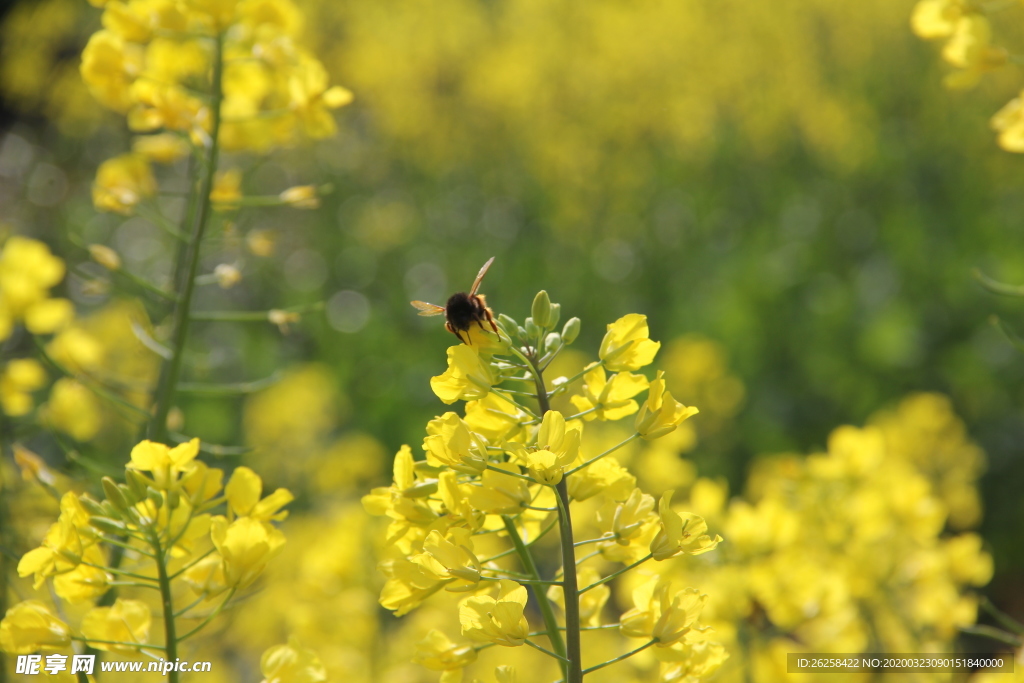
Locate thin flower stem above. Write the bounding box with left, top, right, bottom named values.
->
left=960, top=625, right=1023, bottom=647
left=178, top=587, right=236, bottom=641
left=481, top=575, right=562, bottom=586
left=578, top=554, right=652, bottom=595
left=575, top=550, right=601, bottom=566
left=574, top=535, right=614, bottom=548
left=565, top=433, right=640, bottom=476
left=479, top=517, right=557, bottom=563
left=523, top=505, right=557, bottom=511
left=72, top=637, right=165, bottom=652
left=168, top=547, right=216, bottom=580
left=151, top=534, right=179, bottom=683
left=581, top=640, right=657, bottom=675
left=523, top=346, right=584, bottom=683
left=106, top=581, right=160, bottom=590
left=148, top=31, right=225, bottom=442
left=526, top=639, right=571, bottom=663
left=547, top=361, right=602, bottom=398
left=485, top=464, right=534, bottom=482
left=502, top=516, right=568, bottom=677
left=81, top=562, right=157, bottom=582
left=981, top=597, right=1024, bottom=635
left=174, top=595, right=207, bottom=618
left=95, top=535, right=154, bottom=557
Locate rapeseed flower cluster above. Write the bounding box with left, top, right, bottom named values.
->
left=654, top=393, right=993, bottom=682
left=910, top=0, right=1024, bottom=152
left=0, top=437, right=307, bottom=678
left=364, top=295, right=727, bottom=683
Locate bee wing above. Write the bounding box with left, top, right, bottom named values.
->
left=470, top=256, right=496, bottom=296
left=410, top=300, right=446, bottom=317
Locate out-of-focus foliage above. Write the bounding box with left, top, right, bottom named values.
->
left=2, top=0, right=1023, bottom=679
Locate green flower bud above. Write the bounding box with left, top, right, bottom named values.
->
left=89, top=516, right=128, bottom=535
left=102, top=477, right=131, bottom=513
left=79, top=495, right=106, bottom=517
left=525, top=318, right=540, bottom=340
left=532, top=290, right=552, bottom=328
left=147, top=487, right=165, bottom=508
left=562, top=317, right=581, bottom=344
left=548, top=303, right=561, bottom=328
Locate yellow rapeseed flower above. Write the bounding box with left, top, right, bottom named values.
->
left=521, top=409, right=581, bottom=485
left=211, top=515, right=286, bottom=588
left=259, top=636, right=328, bottom=683
left=620, top=577, right=707, bottom=647
left=225, top=466, right=293, bottom=521
left=431, top=344, right=495, bottom=404
left=411, top=528, right=482, bottom=591
left=92, top=153, right=157, bottom=214
left=599, top=313, right=661, bottom=372
left=80, top=598, right=151, bottom=652
left=0, top=358, right=46, bottom=416
left=459, top=580, right=529, bottom=647
left=570, top=364, right=649, bottom=421
left=0, top=601, right=71, bottom=654
left=650, top=491, right=722, bottom=561
left=413, top=629, right=478, bottom=672
left=127, top=437, right=200, bottom=490
left=636, top=371, right=698, bottom=440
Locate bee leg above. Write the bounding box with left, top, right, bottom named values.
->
left=446, top=321, right=468, bottom=345
left=483, top=307, right=500, bottom=335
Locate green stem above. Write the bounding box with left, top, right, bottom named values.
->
left=151, top=535, right=179, bottom=683
left=981, top=596, right=1024, bottom=635
left=581, top=640, right=656, bottom=675
left=526, top=350, right=584, bottom=683
left=579, top=554, right=652, bottom=595
left=148, top=32, right=225, bottom=442
left=565, top=433, right=640, bottom=476
left=502, top=515, right=568, bottom=678
left=960, top=624, right=1023, bottom=647
left=555, top=479, right=582, bottom=683
left=178, top=587, right=235, bottom=640
left=525, top=639, right=571, bottom=663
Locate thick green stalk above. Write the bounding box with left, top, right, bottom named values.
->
left=501, top=515, right=567, bottom=678
left=527, top=355, right=583, bottom=683
left=148, top=33, right=225, bottom=441
left=152, top=535, right=179, bottom=683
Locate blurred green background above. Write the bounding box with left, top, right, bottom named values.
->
left=2, top=0, right=1022, bottom=622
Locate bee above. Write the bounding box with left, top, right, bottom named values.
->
left=411, top=256, right=500, bottom=344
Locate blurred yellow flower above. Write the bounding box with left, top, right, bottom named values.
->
left=459, top=580, right=529, bottom=647
left=81, top=598, right=151, bottom=652
left=0, top=358, right=46, bottom=416
left=413, top=629, right=478, bottom=671
left=44, top=378, right=102, bottom=441
left=940, top=15, right=1006, bottom=89
left=0, top=601, right=71, bottom=654
left=0, top=236, right=73, bottom=340
left=92, top=153, right=157, bottom=214
left=88, top=243, right=122, bottom=271
left=280, top=185, right=320, bottom=209
left=17, top=493, right=91, bottom=588
left=431, top=344, right=495, bottom=404
left=53, top=546, right=109, bottom=604
left=80, top=30, right=142, bottom=112
left=132, top=132, right=191, bottom=163
left=211, top=168, right=243, bottom=210
left=910, top=0, right=966, bottom=39
left=599, top=313, right=661, bottom=372
left=259, top=636, right=328, bottom=683
left=991, top=92, right=1024, bottom=152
